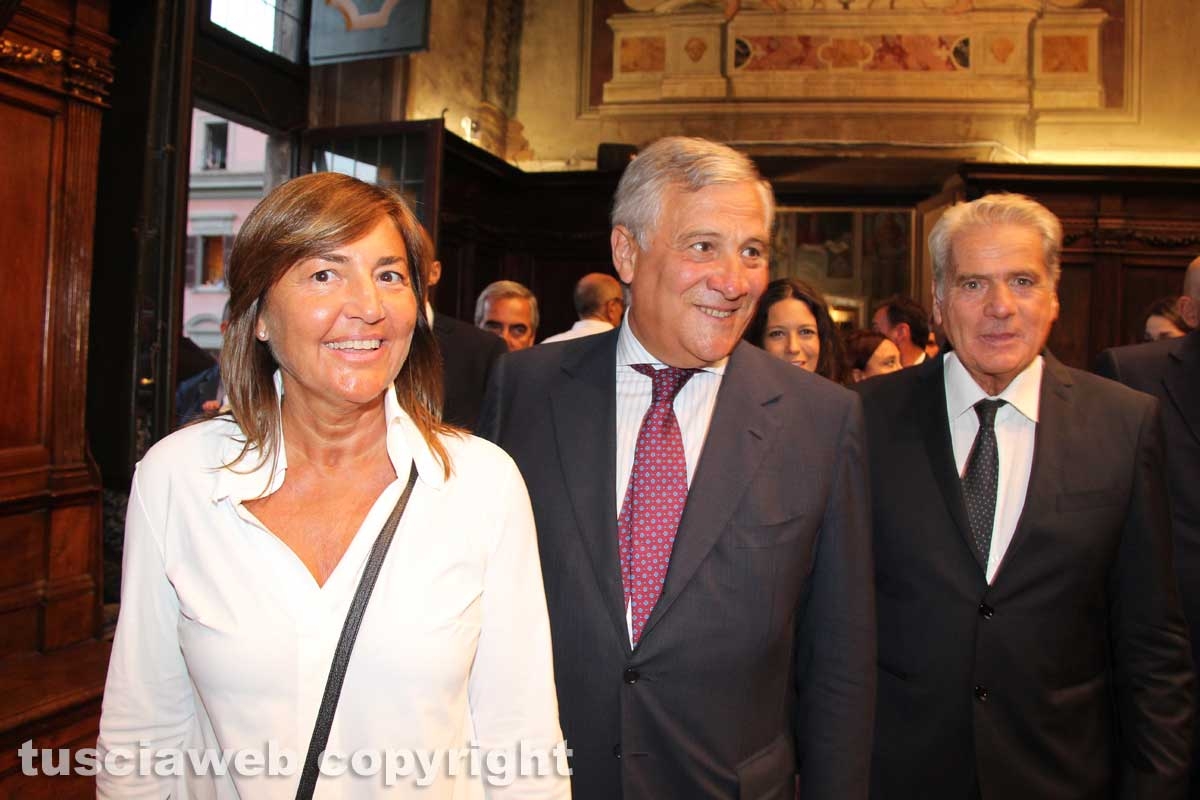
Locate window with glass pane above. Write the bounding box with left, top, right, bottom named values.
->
left=204, top=122, right=228, bottom=170
left=311, top=130, right=429, bottom=222
left=209, top=0, right=304, bottom=63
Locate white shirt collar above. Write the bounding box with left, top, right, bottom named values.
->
left=210, top=370, right=447, bottom=504
left=572, top=318, right=613, bottom=334
left=615, top=317, right=729, bottom=375
left=944, top=351, right=1043, bottom=425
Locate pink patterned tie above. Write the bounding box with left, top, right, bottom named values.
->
left=618, top=364, right=699, bottom=645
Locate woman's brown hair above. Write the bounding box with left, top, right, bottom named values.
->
left=743, top=277, right=845, bottom=384
left=221, top=172, right=453, bottom=476
left=842, top=329, right=890, bottom=386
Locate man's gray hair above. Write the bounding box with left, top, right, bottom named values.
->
left=929, top=193, right=1062, bottom=303
left=611, top=136, right=775, bottom=249
left=474, top=279, right=539, bottom=331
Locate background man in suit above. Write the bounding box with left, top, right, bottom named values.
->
left=481, top=136, right=875, bottom=800
left=871, top=294, right=932, bottom=366
left=1097, top=255, right=1200, bottom=793
left=424, top=256, right=507, bottom=431
left=859, top=194, right=1194, bottom=799
left=475, top=279, right=538, bottom=350
left=542, top=272, right=625, bottom=343
left=174, top=301, right=230, bottom=428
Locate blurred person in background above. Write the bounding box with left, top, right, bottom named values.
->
left=744, top=276, right=845, bottom=383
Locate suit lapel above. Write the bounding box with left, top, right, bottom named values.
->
left=549, top=332, right=630, bottom=653
left=989, top=355, right=1071, bottom=583
left=917, top=358, right=981, bottom=569
left=640, top=344, right=783, bottom=642
left=1164, top=333, right=1200, bottom=447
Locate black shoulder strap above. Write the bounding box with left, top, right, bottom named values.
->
left=295, top=461, right=420, bottom=800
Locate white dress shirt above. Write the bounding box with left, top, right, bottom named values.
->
left=98, top=378, right=568, bottom=799
left=540, top=318, right=614, bottom=344
left=944, top=353, right=1043, bottom=584
left=614, top=319, right=725, bottom=511
left=614, top=320, right=725, bottom=643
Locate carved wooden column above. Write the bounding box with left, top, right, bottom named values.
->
left=0, top=1, right=114, bottom=795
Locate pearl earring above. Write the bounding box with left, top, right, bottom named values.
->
left=257, top=329, right=268, bottom=341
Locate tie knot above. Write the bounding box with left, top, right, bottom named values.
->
left=633, top=364, right=700, bottom=405
left=974, top=398, right=1006, bottom=429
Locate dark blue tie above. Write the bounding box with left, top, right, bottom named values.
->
left=962, top=399, right=1006, bottom=569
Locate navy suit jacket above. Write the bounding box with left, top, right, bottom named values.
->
left=174, top=363, right=220, bottom=429
left=480, top=330, right=876, bottom=800
left=858, top=354, right=1194, bottom=800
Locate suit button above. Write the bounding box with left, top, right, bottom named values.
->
left=974, top=685, right=989, bottom=701
left=978, top=602, right=994, bottom=619
left=612, top=744, right=622, bottom=759
left=623, top=668, right=640, bottom=684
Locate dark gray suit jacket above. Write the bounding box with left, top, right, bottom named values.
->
left=480, top=330, right=875, bottom=800
left=432, top=311, right=506, bottom=431
left=1098, top=331, right=1200, bottom=793
left=858, top=354, right=1194, bottom=800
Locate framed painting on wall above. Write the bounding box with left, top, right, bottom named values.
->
left=310, top=0, right=431, bottom=65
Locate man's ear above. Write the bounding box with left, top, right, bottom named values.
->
left=427, top=259, right=443, bottom=289
left=611, top=226, right=638, bottom=285
left=896, top=322, right=912, bottom=345
left=606, top=297, right=625, bottom=327
left=1179, top=295, right=1198, bottom=328
left=931, top=300, right=943, bottom=327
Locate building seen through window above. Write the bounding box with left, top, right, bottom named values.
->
left=185, top=109, right=268, bottom=353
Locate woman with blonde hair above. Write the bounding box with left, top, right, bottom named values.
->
left=98, top=173, right=568, bottom=799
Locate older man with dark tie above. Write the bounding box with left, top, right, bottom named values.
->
left=859, top=193, right=1194, bottom=799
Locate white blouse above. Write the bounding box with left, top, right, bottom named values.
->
left=97, top=385, right=569, bottom=799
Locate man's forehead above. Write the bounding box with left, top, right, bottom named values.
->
left=659, top=181, right=769, bottom=225
left=486, top=296, right=531, bottom=316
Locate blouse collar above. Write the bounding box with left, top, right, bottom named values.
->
left=210, top=371, right=447, bottom=505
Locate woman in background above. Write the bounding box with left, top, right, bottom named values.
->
left=1141, top=296, right=1192, bottom=341
left=98, top=173, right=568, bottom=799
left=843, top=329, right=904, bottom=385
left=744, top=277, right=844, bottom=383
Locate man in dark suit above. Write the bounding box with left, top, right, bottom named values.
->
left=174, top=301, right=229, bottom=428
left=1097, top=255, right=1200, bottom=793
left=425, top=256, right=507, bottom=431
left=480, top=137, right=875, bottom=800
left=859, top=194, right=1194, bottom=799
left=871, top=294, right=932, bottom=367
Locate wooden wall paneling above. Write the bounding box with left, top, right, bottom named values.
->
left=0, top=1, right=113, bottom=794
left=0, top=696, right=102, bottom=799
left=50, top=99, right=104, bottom=486
left=1049, top=258, right=1096, bottom=370
left=1120, top=260, right=1192, bottom=344
left=961, top=164, right=1200, bottom=365
left=0, top=509, right=44, bottom=658
left=435, top=133, right=618, bottom=338
left=0, top=81, right=55, bottom=456
left=1088, top=251, right=1123, bottom=366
